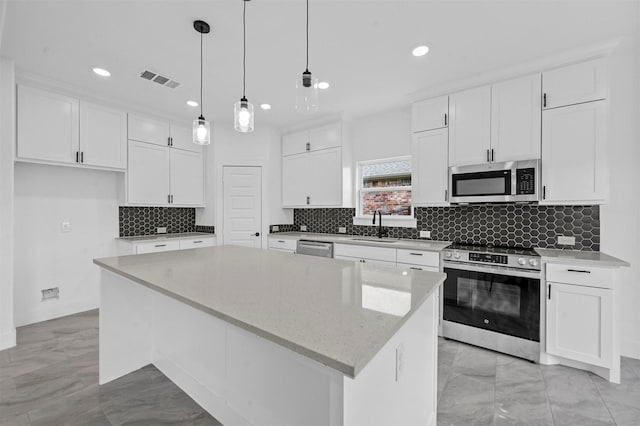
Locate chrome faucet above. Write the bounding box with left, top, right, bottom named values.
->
left=372, top=210, right=387, bottom=239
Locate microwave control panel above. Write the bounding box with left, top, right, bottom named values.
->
left=516, top=168, right=536, bottom=195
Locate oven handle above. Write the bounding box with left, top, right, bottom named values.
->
left=443, top=261, right=541, bottom=279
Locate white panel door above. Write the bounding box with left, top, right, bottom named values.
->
left=170, top=149, right=204, bottom=205
left=546, top=282, right=613, bottom=368
left=79, top=101, right=127, bottom=169
left=282, top=153, right=309, bottom=207
left=127, top=141, right=170, bottom=205
left=412, top=128, right=449, bottom=206
left=127, top=114, right=170, bottom=146
left=491, top=74, right=542, bottom=162
left=170, top=123, right=202, bottom=153
left=309, top=122, right=341, bottom=151
left=412, top=96, right=449, bottom=133
left=223, top=166, right=262, bottom=248
left=542, top=58, right=607, bottom=109
left=17, top=85, right=79, bottom=164
left=541, top=100, right=607, bottom=204
left=282, top=130, right=309, bottom=156
left=308, top=147, right=342, bottom=206
left=449, top=85, right=491, bottom=166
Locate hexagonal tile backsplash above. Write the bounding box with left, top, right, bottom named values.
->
left=119, top=207, right=196, bottom=237
left=283, top=205, right=600, bottom=251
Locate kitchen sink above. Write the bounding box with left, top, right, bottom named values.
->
left=350, top=238, right=399, bottom=244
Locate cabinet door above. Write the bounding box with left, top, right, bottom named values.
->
left=282, top=130, right=309, bottom=156
left=543, top=58, right=607, bottom=109
left=449, top=86, right=491, bottom=166
left=79, top=101, right=127, bottom=169
left=128, top=114, right=170, bottom=146
left=491, top=74, right=542, bottom=162
left=170, top=149, right=204, bottom=205
left=170, top=123, right=203, bottom=153
left=282, top=153, right=309, bottom=207
left=546, top=282, right=613, bottom=368
left=412, top=96, right=449, bottom=133
left=17, top=85, right=79, bottom=164
left=309, top=122, right=341, bottom=151
left=308, top=147, right=342, bottom=206
left=412, top=128, right=449, bottom=206
left=127, top=141, right=171, bottom=205
left=541, top=100, right=607, bottom=204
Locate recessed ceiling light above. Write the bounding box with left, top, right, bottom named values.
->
left=260, top=104, right=272, bottom=110
left=412, top=45, right=429, bottom=57
left=187, top=100, right=199, bottom=107
left=92, top=67, right=111, bottom=77
left=318, top=81, right=330, bottom=90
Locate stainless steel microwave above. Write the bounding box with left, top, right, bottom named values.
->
left=449, top=159, right=540, bottom=204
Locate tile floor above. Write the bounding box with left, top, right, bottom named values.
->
left=1, top=310, right=639, bottom=425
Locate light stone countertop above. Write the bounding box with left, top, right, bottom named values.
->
left=268, top=232, right=452, bottom=252
left=118, top=232, right=216, bottom=243
left=535, top=248, right=629, bottom=268
left=94, top=245, right=444, bottom=378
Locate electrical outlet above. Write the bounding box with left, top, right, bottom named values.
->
left=558, top=236, right=576, bottom=245
left=41, top=287, right=60, bottom=301
left=272, top=225, right=279, bottom=232
left=300, top=225, right=307, bottom=232
left=395, top=344, right=404, bottom=382
left=61, top=222, right=71, bottom=233
left=338, top=227, right=347, bottom=234
left=419, top=230, right=431, bottom=238
left=157, top=227, right=167, bottom=234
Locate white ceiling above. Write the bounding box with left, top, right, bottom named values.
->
left=1, top=0, right=638, bottom=130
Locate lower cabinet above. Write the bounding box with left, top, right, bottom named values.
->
left=334, top=244, right=441, bottom=270
left=135, top=240, right=181, bottom=254
left=267, top=237, right=297, bottom=253
left=123, top=236, right=216, bottom=255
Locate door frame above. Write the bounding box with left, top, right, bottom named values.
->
left=218, top=164, right=265, bottom=248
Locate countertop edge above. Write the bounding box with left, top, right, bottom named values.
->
left=268, top=232, right=452, bottom=252
left=118, top=233, right=216, bottom=243
left=534, top=248, right=630, bottom=268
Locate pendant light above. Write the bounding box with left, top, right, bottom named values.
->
left=234, top=0, right=254, bottom=133
left=193, top=20, right=211, bottom=145
left=295, top=0, right=318, bottom=113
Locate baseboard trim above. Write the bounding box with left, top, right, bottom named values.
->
left=622, top=338, right=640, bottom=360
left=15, top=300, right=98, bottom=327
left=0, top=328, right=16, bottom=351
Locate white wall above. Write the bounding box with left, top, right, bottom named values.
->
left=196, top=124, right=292, bottom=247
left=13, top=163, right=122, bottom=326
left=0, top=57, right=15, bottom=349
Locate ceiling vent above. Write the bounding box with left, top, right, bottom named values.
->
left=139, top=70, right=181, bottom=89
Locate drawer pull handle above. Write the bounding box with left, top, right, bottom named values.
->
left=193, top=241, right=203, bottom=244
left=155, top=244, right=166, bottom=248
left=410, top=267, right=422, bottom=270
left=409, top=252, right=423, bottom=256
left=277, top=240, right=285, bottom=243
left=567, top=269, right=591, bottom=274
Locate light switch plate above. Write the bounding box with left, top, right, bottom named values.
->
left=420, top=230, right=431, bottom=238
left=338, top=227, right=347, bottom=234
left=300, top=225, right=307, bottom=232
left=558, top=236, right=575, bottom=245
left=157, top=227, right=167, bottom=234
left=61, top=222, right=71, bottom=233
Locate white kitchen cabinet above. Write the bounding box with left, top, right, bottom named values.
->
left=79, top=101, right=127, bottom=169
left=334, top=244, right=397, bottom=264
left=541, top=100, right=607, bottom=204
left=267, top=237, right=297, bottom=253
left=543, top=58, right=607, bottom=109
left=335, top=256, right=396, bottom=268
left=309, top=122, right=341, bottom=151
left=170, top=124, right=202, bottom=153
left=308, top=147, right=342, bottom=206
left=412, top=96, right=449, bottom=133
left=135, top=240, right=181, bottom=254
left=17, top=85, right=79, bottom=164
left=170, top=149, right=204, bottom=205
left=128, top=114, right=171, bottom=147
left=127, top=141, right=171, bottom=205
left=282, top=153, right=309, bottom=207
left=178, top=238, right=215, bottom=250
left=448, top=85, right=491, bottom=166
left=490, top=74, right=542, bottom=162
left=412, top=128, right=449, bottom=206
left=282, top=130, right=309, bottom=156
left=396, top=249, right=439, bottom=268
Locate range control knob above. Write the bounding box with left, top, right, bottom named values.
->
left=444, top=252, right=452, bottom=258
left=529, top=259, right=539, bottom=267
left=518, top=258, right=527, bottom=265
left=453, top=252, right=461, bottom=259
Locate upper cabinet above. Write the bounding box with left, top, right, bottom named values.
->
left=448, top=85, right=492, bottom=166
left=282, top=130, right=309, bottom=156
left=412, top=128, right=449, bottom=206
left=411, top=96, right=449, bottom=133
left=282, top=122, right=341, bottom=156
left=17, top=85, right=126, bottom=170
left=542, top=58, right=606, bottom=109
left=128, top=114, right=201, bottom=153
left=169, top=124, right=201, bottom=153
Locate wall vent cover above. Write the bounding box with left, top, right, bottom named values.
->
left=139, top=70, right=180, bottom=89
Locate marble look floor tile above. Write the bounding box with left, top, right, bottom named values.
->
left=0, top=342, right=68, bottom=383
left=622, top=356, right=640, bottom=381
left=437, top=338, right=459, bottom=401
left=542, top=365, right=615, bottom=425
left=58, top=329, right=99, bottom=359
left=438, top=374, right=495, bottom=426
left=450, top=341, right=497, bottom=378
left=27, top=384, right=110, bottom=426
left=0, top=412, right=30, bottom=426
left=591, top=366, right=640, bottom=426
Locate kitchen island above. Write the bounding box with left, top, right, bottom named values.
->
left=94, top=246, right=444, bottom=426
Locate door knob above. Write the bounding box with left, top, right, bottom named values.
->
left=252, top=232, right=260, bottom=237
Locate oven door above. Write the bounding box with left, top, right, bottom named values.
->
left=449, top=163, right=515, bottom=203
left=443, top=262, right=540, bottom=341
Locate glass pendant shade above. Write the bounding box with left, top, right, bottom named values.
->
left=192, top=116, right=211, bottom=145
left=295, top=71, right=319, bottom=113
left=234, top=98, right=254, bottom=133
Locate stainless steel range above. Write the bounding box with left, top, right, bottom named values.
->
left=441, top=244, right=542, bottom=362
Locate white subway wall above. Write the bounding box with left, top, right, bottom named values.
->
left=13, top=163, right=122, bottom=326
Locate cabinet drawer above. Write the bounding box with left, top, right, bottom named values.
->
left=179, top=238, right=215, bottom=250
left=546, top=263, right=613, bottom=289
left=396, top=249, right=439, bottom=268
left=334, top=244, right=396, bottom=262
left=268, top=238, right=297, bottom=251
left=398, top=264, right=439, bottom=273
left=135, top=240, right=180, bottom=254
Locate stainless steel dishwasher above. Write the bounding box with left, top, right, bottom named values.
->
left=296, top=240, right=334, bottom=258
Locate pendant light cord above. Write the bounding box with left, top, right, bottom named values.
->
left=243, top=0, right=247, bottom=99
left=306, top=0, right=309, bottom=71
left=200, top=30, right=204, bottom=116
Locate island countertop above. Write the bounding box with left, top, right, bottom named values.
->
left=94, top=246, right=445, bottom=378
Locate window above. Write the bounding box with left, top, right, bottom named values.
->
left=358, top=157, right=412, bottom=217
